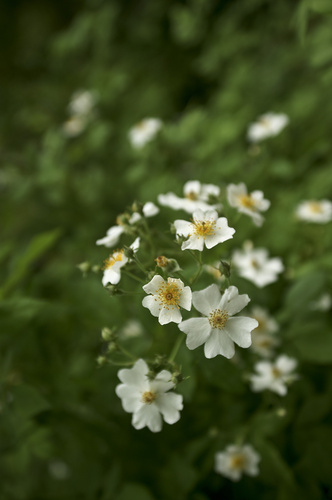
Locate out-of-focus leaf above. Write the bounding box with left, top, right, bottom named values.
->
left=115, top=483, right=155, bottom=500
left=11, top=384, right=50, bottom=420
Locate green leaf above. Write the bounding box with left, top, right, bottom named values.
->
left=283, top=271, right=326, bottom=317
left=11, top=384, right=50, bottom=420
left=115, top=483, right=155, bottom=500
left=291, top=329, right=332, bottom=363
left=0, top=228, right=61, bottom=298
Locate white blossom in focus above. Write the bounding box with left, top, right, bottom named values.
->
left=247, top=112, right=289, bottom=142
left=116, top=359, right=183, bottom=432
left=295, top=200, right=332, bottom=224
left=215, top=444, right=260, bottom=481
left=158, top=180, right=221, bottom=213
left=249, top=355, right=298, bottom=395
left=232, top=243, right=284, bottom=287
left=227, top=183, right=270, bottom=227
left=102, top=237, right=140, bottom=286
left=249, top=306, right=280, bottom=357
left=142, top=275, right=192, bottom=325
left=179, top=284, right=258, bottom=359
left=129, top=118, right=163, bottom=148
left=174, top=209, right=235, bottom=251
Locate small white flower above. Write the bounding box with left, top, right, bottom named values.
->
left=120, top=319, right=144, bottom=338
left=215, top=444, right=260, bottom=481
left=295, top=200, right=332, bottom=224
left=129, top=118, right=163, bottom=148
left=249, top=306, right=280, bottom=357
left=174, top=209, right=235, bottom=251
left=116, top=359, right=183, bottom=432
left=232, top=243, right=284, bottom=287
left=227, top=183, right=270, bottom=227
left=142, top=275, right=192, bottom=325
left=310, top=293, right=332, bottom=312
left=68, top=90, right=97, bottom=116
left=96, top=202, right=159, bottom=248
left=102, top=237, right=140, bottom=286
left=179, top=284, right=258, bottom=359
left=247, top=112, right=289, bottom=142
left=249, top=355, right=298, bottom=395
left=158, top=180, right=221, bottom=214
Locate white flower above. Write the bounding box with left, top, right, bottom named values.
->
left=178, top=284, right=258, bottom=359
left=115, top=359, right=183, bottom=432
left=249, top=306, right=280, bottom=357
left=310, top=293, right=332, bottom=312
left=249, top=355, right=298, bottom=395
left=120, top=319, right=144, bottom=338
left=247, top=112, right=289, bottom=142
left=62, top=116, right=87, bottom=137
left=158, top=180, right=221, bottom=214
left=68, top=90, right=96, bottom=116
left=102, top=237, right=140, bottom=286
left=129, top=118, right=162, bottom=148
left=96, top=202, right=159, bottom=248
left=295, top=200, right=332, bottom=224
left=142, top=275, right=192, bottom=325
left=227, top=183, right=270, bottom=227
left=215, top=444, right=260, bottom=481
left=174, top=209, right=235, bottom=251
left=232, top=243, right=284, bottom=287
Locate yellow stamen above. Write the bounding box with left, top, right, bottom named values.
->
left=186, top=191, right=198, bottom=201
left=272, top=367, right=282, bottom=378
left=230, top=454, right=246, bottom=470
left=103, top=250, right=124, bottom=270
left=155, top=256, right=169, bottom=268
left=308, top=202, right=324, bottom=214
left=238, top=194, right=256, bottom=210
left=209, top=309, right=229, bottom=329
left=142, top=391, right=156, bottom=404
left=192, top=218, right=216, bottom=238
left=156, top=281, right=181, bottom=310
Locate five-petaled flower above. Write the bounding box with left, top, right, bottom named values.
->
left=142, top=275, right=192, bottom=325
left=102, top=237, right=140, bottom=286
left=174, top=209, right=235, bottom=251
left=227, top=183, right=270, bottom=227
left=247, top=112, right=289, bottom=142
left=116, top=359, right=183, bottom=432
left=295, top=199, right=332, bottom=224
left=232, top=243, right=284, bottom=287
left=178, top=284, right=258, bottom=359
left=158, top=180, right=221, bottom=214
left=128, top=118, right=163, bottom=149
left=249, top=355, right=298, bottom=395
left=215, top=444, right=261, bottom=481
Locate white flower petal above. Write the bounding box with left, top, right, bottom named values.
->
left=179, top=318, right=211, bottom=350
left=117, top=359, right=149, bottom=387
left=192, top=284, right=221, bottom=315
left=219, top=286, right=250, bottom=315
left=204, top=330, right=235, bottom=359
left=142, top=295, right=161, bottom=317
left=156, top=392, right=183, bottom=424
left=159, top=306, right=182, bottom=325
left=179, top=286, right=193, bottom=310
left=174, top=219, right=193, bottom=237
left=182, top=236, right=205, bottom=251
left=132, top=404, right=162, bottom=432
left=115, top=384, right=143, bottom=412
left=275, top=355, right=297, bottom=374
left=142, top=274, right=165, bottom=294
left=225, top=316, right=258, bottom=348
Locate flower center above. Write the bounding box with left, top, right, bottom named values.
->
left=230, top=454, right=246, bottom=470
left=308, top=202, right=324, bottom=214
left=250, top=258, right=260, bottom=269
left=239, top=194, right=256, bottom=210
left=192, top=218, right=216, bottom=238
left=142, top=390, right=156, bottom=404
left=157, top=282, right=181, bottom=309
left=186, top=191, right=198, bottom=201
left=103, top=250, right=124, bottom=269
left=155, top=255, right=169, bottom=268
left=272, top=367, right=282, bottom=378
left=209, top=309, right=229, bottom=329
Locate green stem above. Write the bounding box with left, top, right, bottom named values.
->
left=168, top=333, right=185, bottom=363
left=118, top=345, right=136, bottom=360
left=122, top=269, right=145, bottom=283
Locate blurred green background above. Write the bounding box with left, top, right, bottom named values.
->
left=1, top=0, right=332, bottom=499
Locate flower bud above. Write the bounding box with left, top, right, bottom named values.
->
left=219, top=260, right=231, bottom=279
left=131, top=201, right=144, bottom=215
left=123, top=246, right=135, bottom=259
left=97, top=355, right=107, bottom=366
left=105, top=284, right=122, bottom=295
left=92, top=265, right=101, bottom=273
left=77, top=262, right=91, bottom=276
left=101, top=327, right=115, bottom=342
left=107, top=342, right=117, bottom=353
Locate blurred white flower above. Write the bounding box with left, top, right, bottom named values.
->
left=179, top=284, right=258, bottom=359
left=116, top=359, right=183, bottom=432
left=310, top=293, right=332, bottom=312
left=232, top=243, right=284, bottom=287
left=249, top=355, right=298, bottom=395
left=295, top=200, right=332, bottom=224
left=62, top=116, right=87, bottom=138
left=120, top=319, right=144, bottom=338
left=142, top=275, right=192, bottom=325
left=129, top=118, right=162, bottom=148
left=204, top=262, right=225, bottom=282
left=96, top=202, right=159, bottom=248
left=174, top=209, right=235, bottom=251
left=227, top=183, right=270, bottom=227
left=215, top=444, right=260, bottom=481
left=68, top=90, right=97, bottom=116
left=48, top=460, right=70, bottom=480
left=247, top=112, right=289, bottom=142
left=249, top=306, right=280, bottom=357
left=102, top=237, right=140, bottom=286
left=158, top=180, right=221, bottom=214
